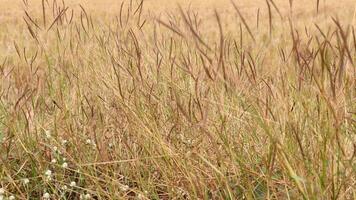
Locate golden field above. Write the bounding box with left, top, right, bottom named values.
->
left=0, top=0, right=355, bottom=199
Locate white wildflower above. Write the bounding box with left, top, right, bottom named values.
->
left=62, top=162, right=68, bottom=168
left=61, top=185, right=68, bottom=190
left=53, top=146, right=58, bottom=152
left=51, top=159, right=57, bottom=164
left=61, top=140, right=68, bottom=146
left=70, top=181, right=76, bottom=187
left=9, top=195, right=15, bottom=200
left=22, top=178, right=30, bottom=184
left=84, top=194, right=91, bottom=199
left=44, top=169, right=53, bottom=181
left=119, top=184, right=129, bottom=192
left=43, top=192, right=50, bottom=199
left=45, top=130, right=51, bottom=139
left=45, top=170, right=52, bottom=177
left=137, top=193, right=144, bottom=199
left=85, top=139, right=92, bottom=145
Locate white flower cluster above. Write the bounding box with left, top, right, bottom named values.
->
left=61, top=139, right=68, bottom=146
left=119, top=184, right=129, bottom=192
left=0, top=188, right=15, bottom=200
left=45, top=169, right=53, bottom=181
left=85, top=139, right=96, bottom=149
left=22, top=178, right=30, bottom=185
left=45, top=130, right=52, bottom=139
left=62, top=162, right=68, bottom=168
left=37, top=130, right=94, bottom=199
left=70, top=181, right=76, bottom=187
left=79, top=193, right=91, bottom=199
left=43, top=192, right=50, bottom=199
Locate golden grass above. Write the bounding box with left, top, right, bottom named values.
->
left=0, top=0, right=355, bottom=199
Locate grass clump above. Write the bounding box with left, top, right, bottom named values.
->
left=0, top=0, right=355, bottom=199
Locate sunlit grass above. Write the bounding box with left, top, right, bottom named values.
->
left=0, top=0, right=355, bottom=199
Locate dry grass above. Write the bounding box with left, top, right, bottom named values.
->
left=0, top=0, right=355, bottom=199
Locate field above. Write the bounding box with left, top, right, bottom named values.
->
left=0, top=0, right=355, bottom=199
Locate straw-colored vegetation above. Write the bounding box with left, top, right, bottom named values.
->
left=0, top=0, right=355, bottom=199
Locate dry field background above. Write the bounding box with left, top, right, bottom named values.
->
left=0, top=0, right=355, bottom=199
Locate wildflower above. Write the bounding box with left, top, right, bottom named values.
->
left=62, top=162, right=68, bottom=168
left=9, top=195, right=15, bottom=200
left=85, top=139, right=97, bottom=149
left=51, top=159, right=57, bottom=164
left=84, top=194, right=91, bottom=199
left=177, top=188, right=188, bottom=197
left=61, top=140, right=68, bottom=146
left=80, top=194, right=91, bottom=199
left=45, top=130, right=51, bottom=139
left=137, top=193, right=145, bottom=199
left=119, top=184, right=129, bottom=192
left=53, top=146, right=58, bottom=152
left=45, top=170, right=52, bottom=177
left=22, top=178, right=30, bottom=184
left=43, top=192, right=50, bottom=199
left=61, top=185, right=68, bottom=190
left=85, top=139, right=92, bottom=145
left=70, top=181, right=76, bottom=187
left=44, top=170, right=52, bottom=181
